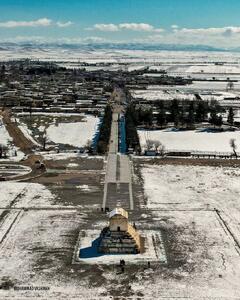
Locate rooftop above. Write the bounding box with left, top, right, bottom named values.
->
left=109, top=207, right=128, bottom=219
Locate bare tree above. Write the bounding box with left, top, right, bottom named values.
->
left=146, top=139, right=154, bottom=151
left=230, top=138, right=238, bottom=158
left=41, top=130, right=49, bottom=151
left=159, top=144, right=166, bottom=157
left=0, top=144, right=3, bottom=159
left=146, top=139, right=165, bottom=156
left=152, top=140, right=161, bottom=151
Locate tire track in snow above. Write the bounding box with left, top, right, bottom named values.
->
left=0, top=210, right=23, bottom=246
left=0, top=185, right=28, bottom=247
left=214, top=208, right=240, bottom=256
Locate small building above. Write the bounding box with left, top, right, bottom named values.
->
left=109, top=208, right=128, bottom=232
left=98, top=207, right=142, bottom=254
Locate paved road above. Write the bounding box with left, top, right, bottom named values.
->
left=108, top=112, right=119, bottom=154
left=119, top=155, right=131, bottom=183
left=105, top=154, right=117, bottom=182
left=102, top=88, right=134, bottom=211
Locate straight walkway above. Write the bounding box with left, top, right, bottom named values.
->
left=108, top=112, right=118, bottom=154
left=102, top=91, right=134, bottom=211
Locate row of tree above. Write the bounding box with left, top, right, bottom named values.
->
left=125, top=104, right=140, bottom=151
left=97, top=105, right=112, bottom=154
left=131, top=100, right=235, bottom=128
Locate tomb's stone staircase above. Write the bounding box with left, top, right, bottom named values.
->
left=98, top=227, right=140, bottom=254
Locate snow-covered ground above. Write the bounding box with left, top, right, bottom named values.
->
left=138, top=128, right=240, bottom=152
left=47, top=115, right=100, bottom=147
left=131, top=88, right=240, bottom=102
left=157, top=64, right=240, bottom=74
left=0, top=164, right=31, bottom=179
left=147, top=81, right=240, bottom=91
left=1, top=48, right=240, bottom=64
left=16, top=112, right=85, bottom=117
left=0, top=209, right=100, bottom=299
left=0, top=117, right=25, bottom=161
left=18, top=124, right=40, bottom=146
left=1, top=48, right=240, bottom=298
left=0, top=182, right=55, bottom=207
left=132, top=210, right=240, bottom=298
left=131, top=88, right=197, bottom=101
left=141, top=164, right=240, bottom=211
left=186, top=64, right=240, bottom=74
left=36, top=150, right=104, bottom=161
left=138, top=164, right=240, bottom=297
left=0, top=117, right=12, bottom=147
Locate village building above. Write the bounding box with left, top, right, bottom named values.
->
left=98, top=208, right=142, bottom=254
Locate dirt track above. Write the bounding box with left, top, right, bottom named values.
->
left=135, top=156, right=240, bottom=167
left=1, top=108, right=45, bottom=175
left=1, top=108, right=35, bottom=154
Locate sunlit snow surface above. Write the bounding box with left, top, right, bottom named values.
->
left=138, top=128, right=240, bottom=152
left=46, top=115, right=100, bottom=147
left=1, top=48, right=240, bottom=298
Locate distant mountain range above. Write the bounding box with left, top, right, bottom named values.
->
left=0, top=42, right=235, bottom=52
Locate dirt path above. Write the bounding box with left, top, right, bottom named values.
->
left=1, top=108, right=35, bottom=154
left=134, top=156, right=240, bottom=167
left=1, top=108, right=46, bottom=179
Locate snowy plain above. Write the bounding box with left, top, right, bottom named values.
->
left=46, top=115, right=100, bottom=147
left=0, top=117, right=11, bottom=147
left=141, top=164, right=240, bottom=211
left=138, top=128, right=240, bottom=153
left=138, top=163, right=240, bottom=297
left=18, top=124, right=40, bottom=146
left=1, top=47, right=240, bottom=298
left=0, top=182, right=55, bottom=207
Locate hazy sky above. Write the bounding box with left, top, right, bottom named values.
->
left=0, top=0, right=240, bottom=47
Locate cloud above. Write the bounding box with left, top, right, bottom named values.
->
left=1, top=35, right=107, bottom=44
left=87, top=23, right=164, bottom=33
left=119, top=23, right=163, bottom=32
left=129, top=24, right=240, bottom=48
left=0, top=18, right=73, bottom=28
left=88, top=23, right=119, bottom=32
left=176, top=26, right=240, bottom=36
left=56, top=21, right=73, bottom=28
left=0, top=18, right=52, bottom=28
left=82, top=36, right=106, bottom=43
left=3, top=23, right=240, bottom=48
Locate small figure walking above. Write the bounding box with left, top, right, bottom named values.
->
left=120, top=259, right=125, bottom=266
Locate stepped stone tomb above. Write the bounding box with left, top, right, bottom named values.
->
left=98, top=208, right=143, bottom=254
